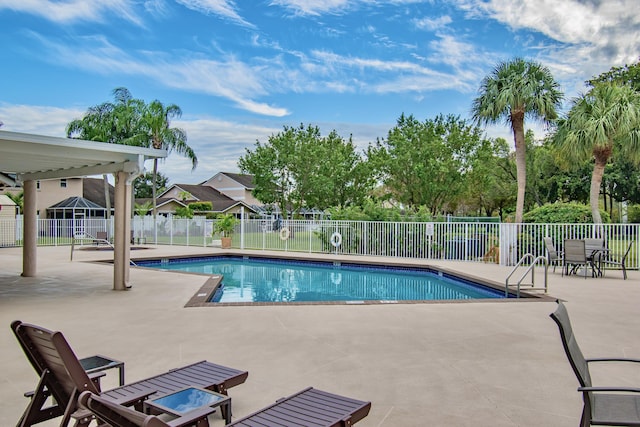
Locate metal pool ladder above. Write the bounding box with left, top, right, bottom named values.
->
left=505, top=253, right=549, bottom=298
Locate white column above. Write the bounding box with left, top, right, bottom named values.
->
left=113, top=171, right=132, bottom=290
left=22, top=180, right=37, bottom=277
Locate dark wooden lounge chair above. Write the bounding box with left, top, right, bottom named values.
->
left=78, top=391, right=214, bottom=427
left=227, top=387, right=371, bottom=426
left=12, top=320, right=248, bottom=427
left=550, top=302, right=640, bottom=426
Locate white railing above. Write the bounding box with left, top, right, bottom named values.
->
left=0, top=217, right=637, bottom=270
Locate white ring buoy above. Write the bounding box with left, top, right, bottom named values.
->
left=279, top=227, right=290, bottom=240
left=330, top=231, right=342, bottom=248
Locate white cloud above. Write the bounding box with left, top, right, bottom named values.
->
left=29, top=33, right=289, bottom=117
left=269, top=0, right=352, bottom=16
left=307, top=49, right=478, bottom=93
left=0, top=0, right=143, bottom=25
left=0, top=103, right=83, bottom=136
left=414, top=15, right=452, bottom=31
left=453, top=0, right=640, bottom=97
left=175, top=0, right=255, bottom=27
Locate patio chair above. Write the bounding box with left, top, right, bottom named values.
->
left=602, top=240, right=633, bottom=280
left=563, top=239, right=589, bottom=278
left=77, top=391, right=214, bottom=427
left=543, top=237, right=563, bottom=273
left=227, top=386, right=371, bottom=426
left=550, top=302, right=640, bottom=426
left=93, top=231, right=109, bottom=245
left=12, top=320, right=248, bottom=427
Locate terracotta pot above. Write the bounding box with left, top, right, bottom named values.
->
left=221, top=236, right=232, bottom=249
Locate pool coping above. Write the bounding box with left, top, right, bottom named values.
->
left=122, top=251, right=556, bottom=307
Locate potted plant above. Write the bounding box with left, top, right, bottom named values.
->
left=212, top=214, right=239, bottom=249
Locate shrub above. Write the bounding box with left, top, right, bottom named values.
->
left=189, top=201, right=213, bottom=212
left=523, top=202, right=610, bottom=224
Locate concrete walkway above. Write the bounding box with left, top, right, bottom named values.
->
left=1, top=245, right=639, bottom=426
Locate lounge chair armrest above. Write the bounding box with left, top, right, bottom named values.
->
left=166, top=406, right=216, bottom=427
left=586, top=357, right=640, bottom=364
left=578, top=386, right=640, bottom=393
left=109, top=387, right=157, bottom=407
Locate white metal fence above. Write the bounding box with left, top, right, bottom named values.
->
left=0, top=217, right=637, bottom=269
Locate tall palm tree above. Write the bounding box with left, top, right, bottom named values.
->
left=67, top=88, right=149, bottom=219
left=67, top=102, right=118, bottom=218
left=554, top=82, right=640, bottom=223
left=141, top=100, right=197, bottom=218
left=472, top=58, right=563, bottom=223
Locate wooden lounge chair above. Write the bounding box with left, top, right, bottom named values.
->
left=78, top=391, right=214, bottom=427
left=12, top=320, right=248, bottom=427
left=550, top=302, right=640, bottom=426
left=227, top=387, right=371, bottom=426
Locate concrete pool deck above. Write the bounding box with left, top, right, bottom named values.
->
left=1, top=244, right=639, bottom=426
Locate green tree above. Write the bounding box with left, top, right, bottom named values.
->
left=140, top=100, right=197, bottom=218
left=239, top=125, right=298, bottom=218
left=133, top=171, right=168, bottom=199
left=134, top=201, right=153, bottom=217
left=472, top=57, right=563, bottom=223
left=239, top=124, right=373, bottom=217
left=67, top=87, right=147, bottom=218
left=554, top=82, right=640, bottom=223
left=372, top=114, right=486, bottom=215
left=293, top=129, right=375, bottom=210
left=464, top=137, right=516, bottom=218
left=4, top=191, right=23, bottom=214
left=588, top=59, right=640, bottom=90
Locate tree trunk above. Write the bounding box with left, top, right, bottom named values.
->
left=152, top=159, right=158, bottom=242
left=590, top=152, right=609, bottom=224
left=511, top=112, right=526, bottom=223
left=103, top=174, right=111, bottom=220
left=152, top=159, right=158, bottom=218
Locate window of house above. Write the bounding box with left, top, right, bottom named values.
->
left=36, top=180, right=40, bottom=190
left=60, top=179, right=67, bottom=188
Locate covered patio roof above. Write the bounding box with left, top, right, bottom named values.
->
left=0, top=130, right=165, bottom=181
left=0, top=130, right=167, bottom=290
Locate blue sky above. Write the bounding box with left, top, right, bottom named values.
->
left=1, top=0, right=638, bottom=185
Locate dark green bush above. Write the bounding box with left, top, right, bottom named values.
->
left=188, top=201, right=213, bottom=212
left=523, top=202, right=610, bottom=224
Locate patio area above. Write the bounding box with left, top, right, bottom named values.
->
left=1, top=245, right=639, bottom=426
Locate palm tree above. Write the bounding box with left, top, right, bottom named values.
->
left=554, top=82, right=640, bottom=223
left=67, top=87, right=147, bottom=219
left=5, top=191, right=23, bottom=214
left=472, top=58, right=563, bottom=223
left=141, top=100, right=197, bottom=218
left=67, top=102, right=118, bottom=218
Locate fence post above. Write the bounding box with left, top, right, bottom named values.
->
left=240, top=206, right=245, bottom=250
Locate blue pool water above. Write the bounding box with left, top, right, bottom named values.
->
left=137, top=256, right=506, bottom=303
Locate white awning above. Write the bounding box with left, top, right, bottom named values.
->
left=0, top=130, right=166, bottom=180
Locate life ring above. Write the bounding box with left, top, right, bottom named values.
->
left=330, top=231, right=342, bottom=248
left=279, top=227, right=290, bottom=240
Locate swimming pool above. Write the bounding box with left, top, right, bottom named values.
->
left=137, top=256, right=508, bottom=304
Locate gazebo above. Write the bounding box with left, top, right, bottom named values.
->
left=47, top=196, right=107, bottom=219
